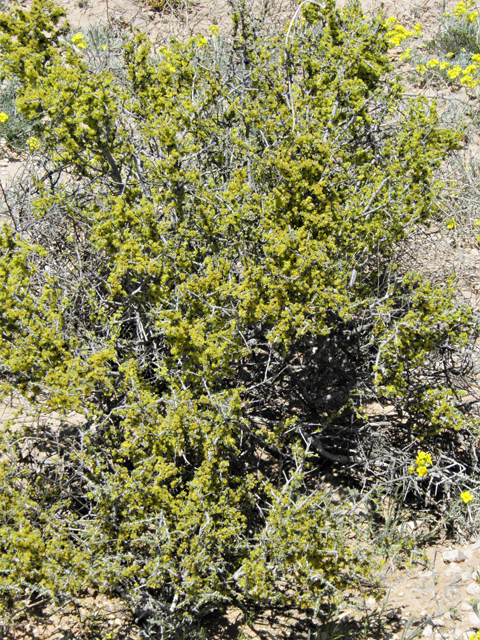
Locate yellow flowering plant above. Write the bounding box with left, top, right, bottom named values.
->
left=385, top=17, right=422, bottom=47
left=390, top=1, right=480, bottom=90
left=0, top=0, right=474, bottom=634
left=409, top=451, right=433, bottom=477
left=26, top=136, right=41, bottom=151
left=461, top=490, right=474, bottom=503
left=71, top=32, right=88, bottom=49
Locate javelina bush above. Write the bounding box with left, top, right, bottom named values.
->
left=0, top=0, right=474, bottom=633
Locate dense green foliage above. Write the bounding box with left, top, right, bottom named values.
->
left=0, top=0, right=476, bottom=634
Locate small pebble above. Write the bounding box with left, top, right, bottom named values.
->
left=443, top=549, right=467, bottom=564
left=420, top=569, right=435, bottom=578
left=470, top=612, right=480, bottom=629
left=422, top=625, right=433, bottom=637
left=386, top=607, right=401, bottom=620
left=467, top=582, right=480, bottom=596
left=462, top=568, right=473, bottom=582
left=462, top=601, right=474, bottom=611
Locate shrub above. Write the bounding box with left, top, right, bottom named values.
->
left=0, top=0, right=475, bottom=633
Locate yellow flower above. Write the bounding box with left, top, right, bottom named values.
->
left=26, top=137, right=41, bottom=151
left=72, top=33, right=88, bottom=49
left=448, top=65, right=462, bottom=79
left=0, top=112, right=8, bottom=123
left=464, top=64, right=478, bottom=74
left=455, top=2, right=468, bottom=17
left=386, top=20, right=422, bottom=47
left=427, top=59, right=439, bottom=67
left=415, top=451, right=432, bottom=466
left=472, top=54, right=480, bottom=63
left=440, top=61, right=450, bottom=70
left=410, top=451, right=433, bottom=477
left=101, top=44, right=107, bottom=50
left=461, top=490, right=473, bottom=504
left=446, top=217, right=456, bottom=229
left=460, top=75, right=474, bottom=86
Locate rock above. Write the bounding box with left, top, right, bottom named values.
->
left=462, top=601, right=474, bottom=611
left=422, top=625, right=433, bottom=637
left=465, top=549, right=475, bottom=560
left=447, top=566, right=462, bottom=577
left=433, top=616, right=446, bottom=627
left=467, top=582, right=480, bottom=596
left=462, top=568, right=474, bottom=582
left=398, top=592, right=405, bottom=597
left=443, top=550, right=467, bottom=564
left=445, top=585, right=460, bottom=598
left=471, top=540, right=480, bottom=550
left=386, top=607, right=401, bottom=620
left=366, top=597, right=377, bottom=609
left=419, top=610, right=429, bottom=620
left=470, top=612, right=480, bottom=629
left=420, top=569, right=435, bottom=578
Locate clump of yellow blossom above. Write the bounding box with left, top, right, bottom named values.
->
left=453, top=0, right=479, bottom=21
left=71, top=33, right=88, bottom=49
left=385, top=17, right=422, bottom=47
left=26, top=137, right=41, bottom=151
left=409, top=451, right=432, bottom=477
left=404, top=2, right=480, bottom=90
left=448, top=65, right=463, bottom=80
left=461, top=490, right=473, bottom=503
left=0, top=112, right=8, bottom=123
